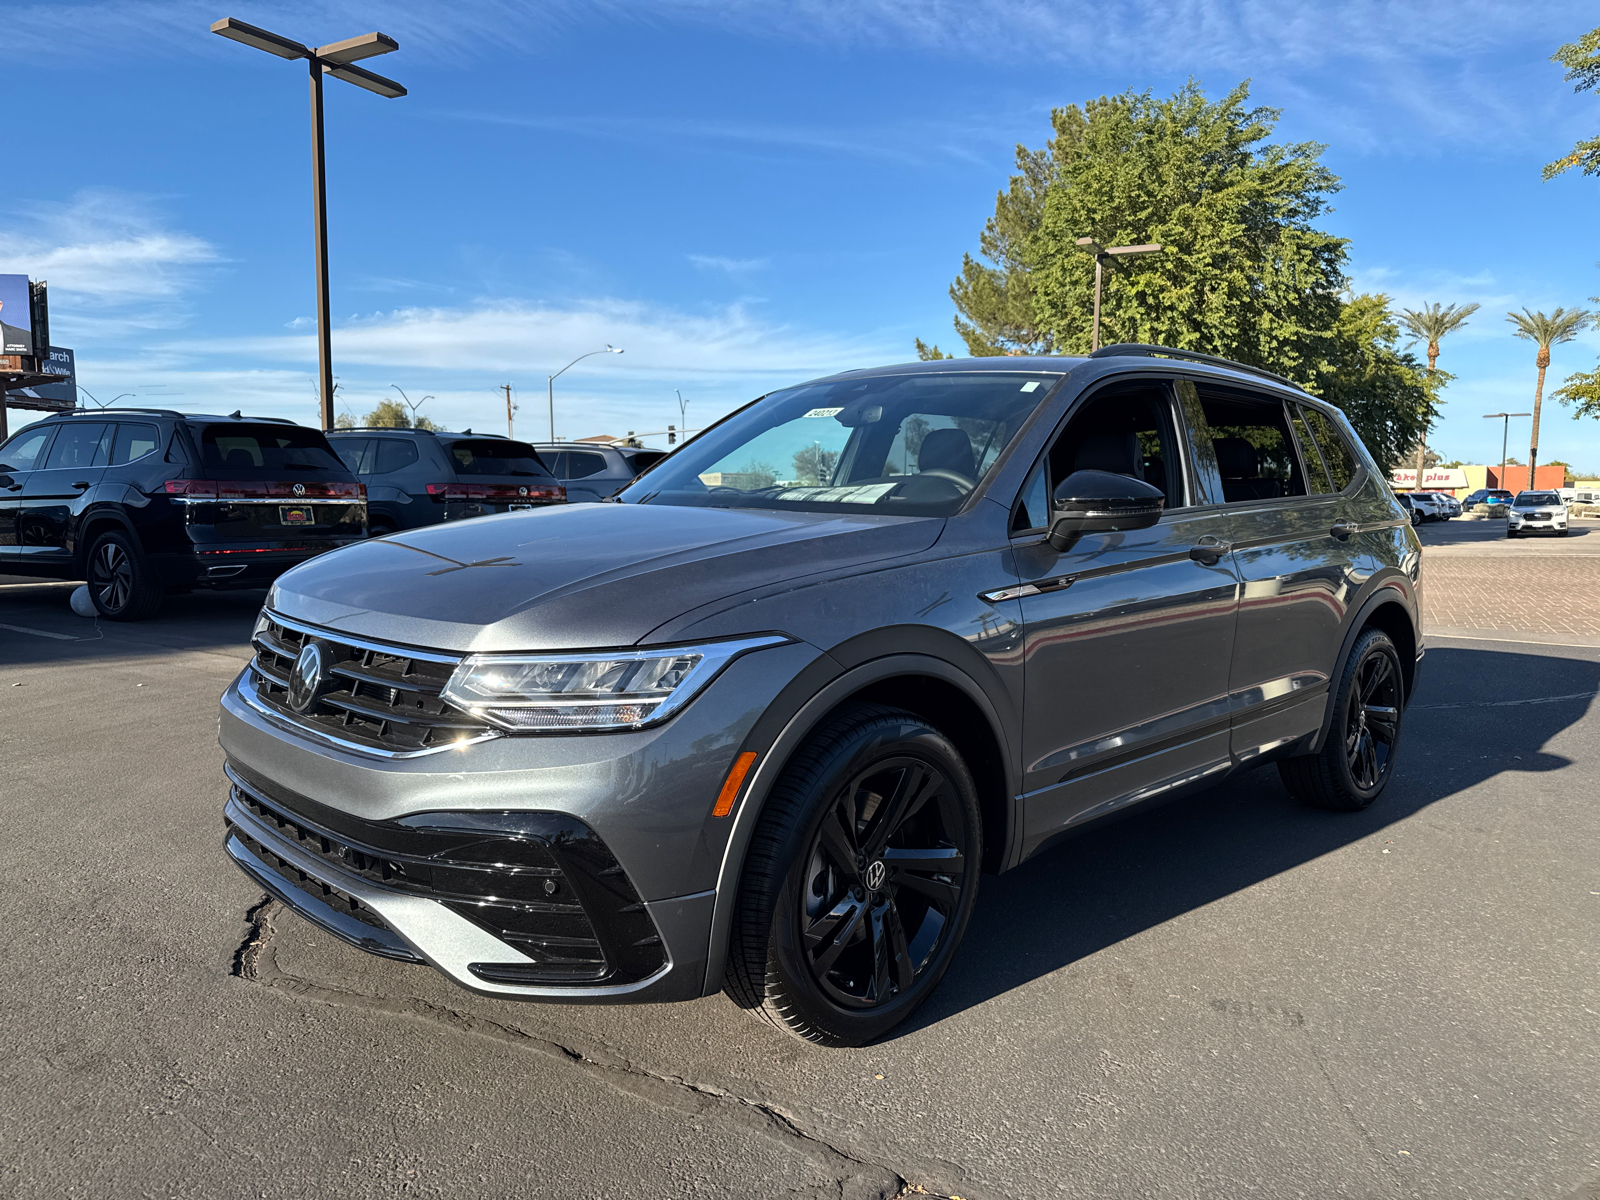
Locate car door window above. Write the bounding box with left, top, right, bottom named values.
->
left=374, top=439, right=419, bottom=474
left=110, top=423, right=160, bottom=465
left=564, top=451, right=608, bottom=479
left=0, top=427, right=54, bottom=473
left=332, top=438, right=375, bottom=473
left=1298, top=407, right=1358, bottom=492
left=1194, top=389, right=1305, bottom=502
left=1288, top=406, right=1335, bottom=494
left=1012, top=460, right=1050, bottom=533
left=44, top=423, right=109, bottom=470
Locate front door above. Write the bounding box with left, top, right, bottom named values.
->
left=17, top=421, right=109, bottom=564
left=0, top=424, right=59, bottom=564
left=1013, top=379, right=1241, bottom=860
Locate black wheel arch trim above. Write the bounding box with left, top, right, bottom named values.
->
left=1308, top=574, right=1420, bottom=755
left=74, top=506, right=144, bottom=570
left=699, top=647, right=1018, bottom=997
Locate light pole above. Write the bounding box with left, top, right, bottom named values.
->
left=212, top=18, right=406, bottom=432
left=672, top=388, right=688, bottom=445
left=547, top=346, right=624, bottom=442
left=1074, top=237, right=1162, bottom=351
left=1484, top=412, right=1532, bottom=491
left=390, top=384, right=431, bottom=426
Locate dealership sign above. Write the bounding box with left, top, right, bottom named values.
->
left=1391, top=467, right=1467, bottom=489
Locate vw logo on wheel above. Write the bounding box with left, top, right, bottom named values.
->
left=287, top=642, right=327, bottom=713
left=864, top=859, right=887, bottom=891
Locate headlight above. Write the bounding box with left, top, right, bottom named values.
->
left=441, top=634, right=790, bottom=732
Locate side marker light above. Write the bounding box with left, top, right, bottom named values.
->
left=713, top=751, right=758, bottom=818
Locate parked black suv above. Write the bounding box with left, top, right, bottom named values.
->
left=0, top=409, right=365, bottom=619
left=327, top=428, right=565, bottom=534
left=529, top=442, right=669, bottom=503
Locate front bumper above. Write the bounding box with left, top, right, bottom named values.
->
left=1510, top=515, right=1567, bottom=533
left=218, top=631, right=822, bottom=1002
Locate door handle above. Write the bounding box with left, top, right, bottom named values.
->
left=1330, top=521, right=1356, bottom=540
left=1189, top=538, right=1232, bottom=565
left=71, top=481, right=91, bottom=490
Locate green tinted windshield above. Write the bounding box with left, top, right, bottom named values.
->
left=623, top=371, right=1059, bottom=516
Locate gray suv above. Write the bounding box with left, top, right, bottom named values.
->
left=529, top=442, right=668, bottom=503
left=219, top=346, right=1423, bottom=1046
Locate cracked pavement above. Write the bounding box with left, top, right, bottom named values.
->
left=2, top=577, right=1599, bottom=1199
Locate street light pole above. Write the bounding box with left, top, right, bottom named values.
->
left=211, top=18, right=406, bottom=431
left=1484, top=412, right=1532, bottom=491
left=1075, top=238, right=1162, bottom=351
left=546, top=346, right=624, bottom=442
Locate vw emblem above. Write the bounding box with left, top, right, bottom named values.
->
left=518, top=486, right=528, bottom=496
left=864, top=859, right=887, bottom=891
left=287, top=642, right=327, bottom=713
left=292, top=483, right=306, bottom=497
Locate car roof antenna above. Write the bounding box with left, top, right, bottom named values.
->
left=461, top=427, right=471, bottom=434
left=229, top=409, right=242, bottom=419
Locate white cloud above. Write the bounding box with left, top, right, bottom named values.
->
left=688, top=254, right=769, bottom=275
left=0, top=190, right=221, bottom=337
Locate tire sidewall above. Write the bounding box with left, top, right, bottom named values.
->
left=766, top=716, right=982, bottom=1042
left=86, top=530, right=146, bottom=619
left=1330, top=629, right=1403, bottom=806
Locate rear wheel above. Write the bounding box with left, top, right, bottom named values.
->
left=85, top=529, right=164, bottom=621
left=724, top=705, right=981, bottom=1046
left=1278, top=628, right=1404, bottom=812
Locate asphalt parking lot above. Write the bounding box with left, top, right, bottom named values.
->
left=2, top=531, right=1598, bottom=1199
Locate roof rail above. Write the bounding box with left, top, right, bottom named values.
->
left=1090, top=343, right=1307, bottom=391
left=329, top=425, right=438, bottom=435
left=60, top=406, right=188, bottom=419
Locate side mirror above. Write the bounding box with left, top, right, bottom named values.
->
left=1047, top=469, right=1165, bottom=549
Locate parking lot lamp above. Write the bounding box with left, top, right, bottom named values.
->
left=1484, top=412, right=1532, bottom=491
left=547, top=346, right=624, bottom=442
left=1074, top=238, right=1162, bottom=351
left=211, top=18, right=406, bottom=432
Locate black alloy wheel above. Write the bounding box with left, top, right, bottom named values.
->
left=725, top=705, right=982, bottom=1046
left=86, top=529, right=164, bottom=621
left=1278, top=628, right=1404, bottom=812
left=799, top=755, right=966, bottom=1010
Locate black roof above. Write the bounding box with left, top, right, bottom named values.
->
left=38, top=408, right=299, bottom=424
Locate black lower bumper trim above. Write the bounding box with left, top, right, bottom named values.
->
left=225, top=831, right=421, bottom=963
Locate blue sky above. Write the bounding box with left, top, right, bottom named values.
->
left=6, top=0, right=1600, bottom=468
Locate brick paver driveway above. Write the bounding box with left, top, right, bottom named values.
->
left=1418, top=516, right=1600, bottom=641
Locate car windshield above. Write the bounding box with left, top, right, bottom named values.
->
left=1517, top=492, right=1559, bottom=505
left=197, top=424, right=342, bottom=472
left=622, top=371, right=1059, bottom=516
left=445, top=439, right=553, bottom=478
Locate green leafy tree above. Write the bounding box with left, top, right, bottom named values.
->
left=914, top=339, right=952, bottom=360
left=1544, top=26, right=1600, bottom=179
left=1507, top=307, right=1592, bottom=484
left=1318, top=294, right=1441, bottom=473
left=792, top=444, right=839, bottom=486
left=1398, top=301, right=1479, bottom=483
left=363, top=398, right=412, bottom=428
left=1553, top=366, right=1600, bottom=417
left=1030, top=81, right=1347, bottom=377
left=333, top=411, right=356, bottom=429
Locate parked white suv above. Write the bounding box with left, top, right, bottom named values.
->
left=1407, top=491, right=1447, bottom=521
left=1507, top=491, right=1568, bottom=537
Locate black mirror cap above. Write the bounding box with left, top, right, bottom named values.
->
left=1047, top=469, right=1165, bottom=548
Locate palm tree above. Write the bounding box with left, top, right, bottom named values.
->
left=1399, top=301, right=1480, bottom=487
left=1507, top=307, right=1593, bottom=490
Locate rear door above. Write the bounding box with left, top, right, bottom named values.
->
left=1014, top=377, right=1241, bottom=858
left=0, top=424, right=58, bottom=564
left=1180, top=382, right=1365, bottom=761
left=18, top=421, right=110, bottom=565
left=561, top=449, right=611, bottom=502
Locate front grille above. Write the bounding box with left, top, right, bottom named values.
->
left=224, top=763, right=666, bottom=986
left=247, top=612, right=497, bottom=756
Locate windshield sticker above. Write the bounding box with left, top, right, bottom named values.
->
left=802, top=407, right=844, bottom=418
left=1020, top=381, right=1042, bottom=392
left=770, top=483, right=898, bottom=504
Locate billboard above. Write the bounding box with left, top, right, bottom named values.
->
left=0, top=274, right=32, bottom=355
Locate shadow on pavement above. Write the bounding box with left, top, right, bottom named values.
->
left=0, top=578, right=264, bottom=665
left=908, top=644, right=1597, bottom=1035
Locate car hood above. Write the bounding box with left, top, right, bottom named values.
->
left=268, top=502, right=942, bottom=652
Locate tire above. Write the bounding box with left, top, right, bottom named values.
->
left=1278, top=628, right=1404, bottom=812
left=85, top=529, right=164, bottom=621
left=369, top=522, right=397, bottom=538
left=1506, top=528, right=1517, bottom=538
left=724, top=705, right=982, bottom=1046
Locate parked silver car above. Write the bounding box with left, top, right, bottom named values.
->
left=219, top=346, right=1423, bottom=1045
left=530, top=442, right=668, bottom=503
